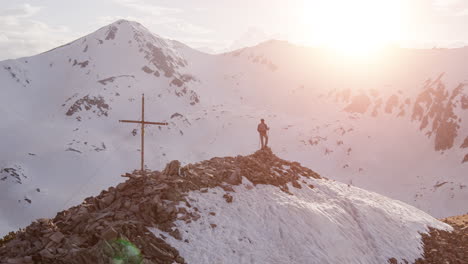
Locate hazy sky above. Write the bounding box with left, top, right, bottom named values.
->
left=2, top=0, right=468, bottom=60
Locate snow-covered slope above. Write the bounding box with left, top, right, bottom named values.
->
left=0, top=19, right=466, bottom=236
left=152, top=177, right=450, bottom=264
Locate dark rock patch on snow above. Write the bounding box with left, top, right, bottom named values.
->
left=142, top=66, right=154, bottom=74
left=72, top=60, right=89, bottom=68
left=344, top=94, right=371, bottom=114
left=174, top=86, right=200, bottom=106
left=97, top=75, right=135, bottom=85
left=92, top=143, right=106, bottom=152
left=385, top=94, right=399, bottom=114
left=144, top=43, right=179, bottom=78
left=3, top=65, right=30, bottom=86
left=460, top=137, right=468, bottom=148
left=171, top=75, right=197, bottom=88
left=0, top=166, right=26, bottom=184
left=105, top=26, right=118, bottom=40
left=412, top=76, right=465, bottom=151
left=65, top=148, right=82, bottom=154
left=245, top=53, right=278, bottom=71
left=66, top=95, right=109, bottom=117
left=171, top=78, right=183, bottom=87
left=462, top=95, right=468, bottom=109
left=372, top=98, right=383, bottom=117
left=170, top=113, right=183, bottom=119
left=335, top=88, right=351, bottom=102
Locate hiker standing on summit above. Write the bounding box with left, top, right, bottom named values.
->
left=257, top=119, right=269, bottom=149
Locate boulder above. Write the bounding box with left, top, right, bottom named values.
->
left=6, top=258, right=25, bottom=264
left=49, top=232, right=65, bottom=243
left=39, top=248, right=55, bottom=259
left=101, top=227, right=118, bottom=241
left=225, top=168, right=241, bottom=185
left=100, top=193, right=115, bottom=207
left=163, top=160, right=181, bottom=176
left=223, top=193, right=233, bottom=203
left=154, top=183, right=169, bottom=190
left=129, top=204, right=139, bottom=213
left=116, top=182, right=127, bottom=191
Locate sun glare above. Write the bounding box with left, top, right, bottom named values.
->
left=301, top=0, right=403, bottom=58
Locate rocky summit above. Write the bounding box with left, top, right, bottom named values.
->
left=0, top=148, right=320, bottom=264
left=1, top=148, right=464, bottom=264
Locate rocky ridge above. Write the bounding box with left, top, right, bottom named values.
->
left=413, top=214, right=468, bottom=264
left=0, top=148, right=320, bottom=263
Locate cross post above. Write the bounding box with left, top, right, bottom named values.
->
left=119, top=94, right=168, bottom=172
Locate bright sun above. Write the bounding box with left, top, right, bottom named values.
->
left=301, top=0, right=403, bottom=57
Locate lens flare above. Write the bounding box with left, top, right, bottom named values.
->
left=105, top=239, right=143, bottom=264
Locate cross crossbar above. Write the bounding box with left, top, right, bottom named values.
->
left=119, top=120, right=169, bottom=126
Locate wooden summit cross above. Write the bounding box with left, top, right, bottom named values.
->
left=119, top=94, right=168, bottom=172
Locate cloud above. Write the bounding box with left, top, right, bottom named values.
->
left=432, top=0, right=461, bottom=8
left=112, top=0, right=183, bottom=16
left=95, top=15, right=141, bottom=27
left=194, top=7, right=208, bottom=12
left=111, top=0, right=212, bottom=34
left=170, top=22, right=213, bottom=35
left=0, top=4, right=41, bottom=17
left=455, top=8, right=468, bottom=16
left=0, top=4, right=78, bottom=60
left=432, top=0, right=468, bottom=15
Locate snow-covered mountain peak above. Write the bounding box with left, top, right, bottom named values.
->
left=0, top=19, right=200, bottom=122
left=109, top=18, right=142, bottom=28
left=25, top=19, right=191, bottom=83
left=93, top=19, right=170, bottom=49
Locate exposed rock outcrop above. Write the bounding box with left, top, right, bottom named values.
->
left=344, top=94, right=371, bottom=114
left=65, top=95, right=110, bottom=118
left=414, top=214, right=468, bottom=264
